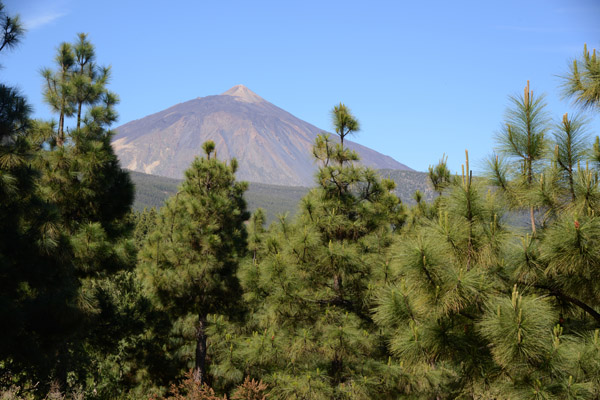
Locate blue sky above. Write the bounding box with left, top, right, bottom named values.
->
left=2, top=0, right=599, bottom=174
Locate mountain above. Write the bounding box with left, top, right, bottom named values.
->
left=112, top=85, right=412, bottom=186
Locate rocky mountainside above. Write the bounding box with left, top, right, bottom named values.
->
left=112, top=85, right=412, bottom=186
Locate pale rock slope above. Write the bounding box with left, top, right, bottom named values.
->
left=112, top=85, right=412, bottom=186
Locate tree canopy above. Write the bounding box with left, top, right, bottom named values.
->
left=2, top=20, right=600, bottom=399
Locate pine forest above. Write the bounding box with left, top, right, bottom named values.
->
left=2, top=3, right=600, bottom=399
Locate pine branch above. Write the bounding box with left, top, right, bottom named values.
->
left=534, top=283, right=600, bottom=325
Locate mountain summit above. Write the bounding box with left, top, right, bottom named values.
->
left=112, top=86, right=412, bottom=186
left=221, top=84, right=264, bottom=103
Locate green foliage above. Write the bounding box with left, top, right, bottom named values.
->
left=127, top=170, right=181, bottom=210
left=562, top=44, right=600, bottom=111
left=478, top=286, right=555, bottom=370
left=373, top=152, right=508, bottom=397
left=4, top=31, right=141, bottom=396
left=127, top=170, right=309, bottom=224
left=41, top=33, right=114, bottom=147
left=139, top=142, right=249, bottom=384
left=378, top=169, right=438, bottom=206
left=477, top=78, right=600, bottom=398
left=331, top=103, right=360, bottom=148
left=4, top=26, right=600, bottom=400
left=0, top=3, right=23, bottom=55
left=496, top=81, right=551, bottom=185
left=0, top=6, right=81, bottom=389
left=552, top=112, right=591, bottom=200
left=129, top=169, right=435, bottom=222
left=493, top=81, right=552, bottom=235
left=428, top=154, right=451, bottom=196
left=132, top=207, right=158, bottom=249
left=219, top=106, right=405, bottom=399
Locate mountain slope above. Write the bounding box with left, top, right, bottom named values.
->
left=128, top=170, right=309, bottom=223
left=113, top=85, right=411, bottom=186
left=129, top=169, right=434, bottom=224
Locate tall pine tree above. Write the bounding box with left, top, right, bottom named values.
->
left=139, top=141, right=249, bottom=385
left=220, top=105, right=405, bottom=399
left=35, top=33, right=137, bottom=393
left=0, top=5, right=81, bottom=390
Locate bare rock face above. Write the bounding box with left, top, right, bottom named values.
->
left=112, top=85, right=412, bottom=186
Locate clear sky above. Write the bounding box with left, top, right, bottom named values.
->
left=2, top=0, right=599, bottom=174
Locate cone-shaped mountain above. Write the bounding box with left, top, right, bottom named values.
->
left=112, top=85, right=412, bottom=186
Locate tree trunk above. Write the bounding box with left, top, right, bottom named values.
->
left=77, top=102, right=82, bottom=131
left=57, top=111, right=65, bottom=147
left=193, top=314, right=208, bottom=384
left=54, top=343, right=69, bottom=392
left=333, top=273, right=342, bottom=296
left=568, top=167, right=575, bottom=201
left=466, top=170, right=473, bottom=270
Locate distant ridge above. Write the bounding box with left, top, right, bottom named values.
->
left=113, top=85, right=412, bottom=186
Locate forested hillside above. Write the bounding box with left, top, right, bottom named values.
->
left=129, top=170, right=310, bottom=223
left=2, top=4, right=600, bottom=399
left=130, top=169, right=434, bottom=223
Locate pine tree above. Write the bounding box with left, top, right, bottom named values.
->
left=373, top=149, right=510, bottom=398
left=139, top=141, right=249, bottom=385
left=0, top=2, right=22, bottom=54
left=376, top=147, right=600, bottom=397
left=493, top=80, right=551, bottom=233
left=489, top=83, right=600, bottom=330
left=552, top=112, right=590, bottom=201
left=71, top=33, right=110, bottom=130
left=428, top=154, right=451, bottom=196
left=371, top=81, right=600, bottom=397
left=331, top=102, right=360, bottom=149
left=0, top=5, right=80, bottom=389
left=247, top=208, right=266, bottom=266
left=34, top=33, right=138, bottom=393
left=475, top=82, right=600, bottom=396
left=225, top=105, right=404, bottom=399
left=133, top=207, right=158, bottom=249
left=38, top=32, right=132, bottom=242
left=41, top=42, right=74, bottom=147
